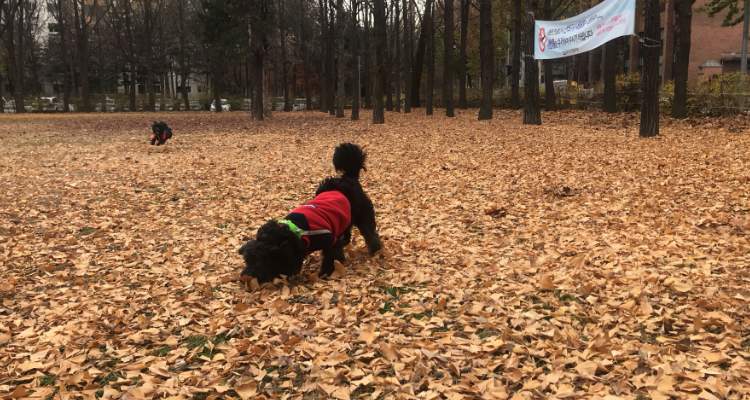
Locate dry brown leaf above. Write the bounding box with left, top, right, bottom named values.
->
left=234, top=383, right=257, bottom=400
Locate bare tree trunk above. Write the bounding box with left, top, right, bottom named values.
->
left=458, top=0, right=469, bottom=109
left=55, top=0, right=71, bottom=112
left=662, top=0, right=674, bottom=82
left=542, top=0, right=555, bottom=110
left=372, top=0, right=387, bottom=123
left=602, top=39, right=618, bottom=112
left=425, top=0, right=435, bottom=115
left=386, top=0, right=394, bottom=111
left=523, top=0, right=541, bottom=125
left=335, top=0, right=345, bottom=117
left=281, top=0, right=292, bottom=111
left=628, top=0, right=641, bottom=74
left=318, top=0, right=329, bottom=112
left=640, top=0, right=660, bottom=137
left=411, top=0, right=431, bottom=108
left=478, top=0, right=493, bottom=120
left=403, top=0, right=413, bottom=112
left=328, top=2, right=336, bottom=115
left=351, top=0, right=360, bottom=120
left=363, top=0, right=372, bottom=108
left=251, top=48, right=265, bottom=120
left=444, top=0, right=455, bottom=116
left=394, top=0, right=401, bottom=112
left=8, top=0, right=26, bottom=113
left=177, top=0, right=190, bottom=110
left=672, top=0, right=693, bottom=119
left=511, top=0, right=521, bottom=108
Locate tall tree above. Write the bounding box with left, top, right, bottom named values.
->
left=351, top=0, right=360, bottom=120
left=511, top=0, right=521, bottom=108
left=363, top=0, right=372, bottom=108
left=176, top=0, right=191, bottom=111
left=318, top=0, right=330, bottom=112
left=672, top=0, right=694, bottom=118
left=602, top=39, right=618, bottom=112
left=458, top=0, right=469, bottom=108
left=280, top=0, right=292, bottom=112
left=335, top=0, right=345, bottom=117
left=425, top=0, right=435, bottom=115
left=478, top=0, right=493, bottom=120
left=372, top=0, right=387, bottom=123
left=640, top=0, right=660, bottom=137
left=72, top=0, right=100, bottom=112
left=49, top=0, right=72, bottom=112
left=410, top=0, right=431, bottom=108
left=542, top=0, right=555, bottom=110
left=443, top=0, right=455, bottom=116
left=628, top=0, right=641, bottom=73
left=403, top=0, right=413, bottom=112
left=249, top=0, right=270, bottom=120
left=523, top=0, right=541, bottom=124
left=662, top=0, right=675, bottom=81
left=394, top=0, right=401, bottom=112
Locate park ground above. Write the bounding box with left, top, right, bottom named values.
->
left=0, top=110, right=749, bottom=399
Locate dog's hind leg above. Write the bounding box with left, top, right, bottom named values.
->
left=356, top=200, right=382, bottom=255
left=333, top=229, right=352, bottom=262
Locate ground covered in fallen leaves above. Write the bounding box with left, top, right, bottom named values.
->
left=1, top=110, right=749, bottom=400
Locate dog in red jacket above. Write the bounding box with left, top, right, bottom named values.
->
left=238, top=143, right=382, bottom=283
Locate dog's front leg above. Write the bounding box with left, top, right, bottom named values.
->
left=320, top=248, right=336, bottom=277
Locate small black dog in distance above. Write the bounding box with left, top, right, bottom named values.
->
left=150, top=121, right=173, bottom=145
left=238, top=143, right=382, bottom=283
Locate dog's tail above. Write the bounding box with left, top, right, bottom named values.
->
left=333, top=143, right=366, bottom=180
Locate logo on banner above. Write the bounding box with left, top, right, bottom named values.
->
left=538, top=27, right=547, bottom=52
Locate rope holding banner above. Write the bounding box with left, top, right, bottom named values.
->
left=639, top=35, right=662, bottom=48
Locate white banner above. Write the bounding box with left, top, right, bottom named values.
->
left=534, top=0, right=636, bottom=60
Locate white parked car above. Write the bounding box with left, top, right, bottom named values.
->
left=210, top=98, right=231, bottom=112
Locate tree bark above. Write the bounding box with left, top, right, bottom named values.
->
left=394, top=0, right=401, bottom=112
left=177, top=0, right=190, bottom=111
left=403, top=0, right=413, bottom=112
left=411, top=0, right=431, bottom=108
left=628, top=0, right=641, bottom=74
left=511, top=0, right=521, bottom=108
left=640, top=0, right=660, bottom=137
left=351, top=0, right=360, bottom=120
left=478, top=0, right=493, bottom=120
left=55, top=0, right=71, bottom=112
left=385, top=0, right=393, bottom=111
left=363, top=0, right=372, bottom=108
left=602, top=39, right=618, bottom=112
left=281, top=0, right=292, bottom=111
left=328, top=2, right=336, bottom=115
left=672, top=0, right=693, bottom=119
left=425, top=0, right=435, bottom=115
left=662, top=0, right=675, bottom=82
left=542, top=0, right=555, bottom=110
left=335, top=0, right=345, bottom=117
left=318, top=0, right=329, bottom=112
left=373, top=0, right=387, bottom=123
left=458, top=0, right=469, bottom=109
left=444, top=0, right=455, bottom=116
left=523, top=0, right=541, bottom=125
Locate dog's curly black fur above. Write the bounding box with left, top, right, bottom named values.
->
left=238, top=143, right=382, bottom=283
left=150, top=121, right=173, bottom=145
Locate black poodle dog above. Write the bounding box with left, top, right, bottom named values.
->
left=238, top=143, right=382, bottom=283
left=150, top=121, right=173, bottom=145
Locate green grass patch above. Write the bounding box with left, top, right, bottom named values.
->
left=40, top=374, right=56, bottom=386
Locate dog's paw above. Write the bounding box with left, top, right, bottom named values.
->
left=330, top=260, right=346, bottom=279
